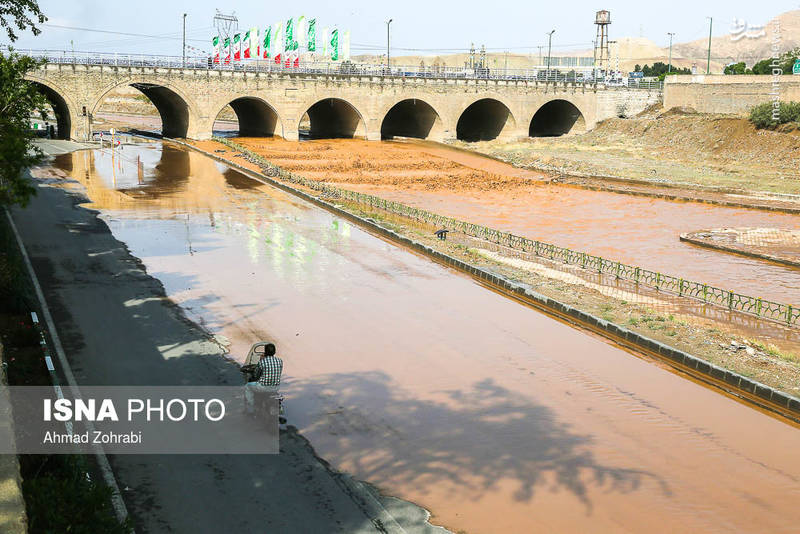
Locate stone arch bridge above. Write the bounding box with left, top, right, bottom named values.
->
left=27, top=63, right=661, bottom=142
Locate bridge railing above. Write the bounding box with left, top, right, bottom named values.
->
left=7, top=47, right=663, bottom=90
left=213, top=136, right=797, bottom=327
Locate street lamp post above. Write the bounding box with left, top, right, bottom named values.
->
left=706, top=17, right=713, bottom=74
left=546, top=30, right=555, bottom=81
left=386, top=19, right=393, bottom=72
left=667, top=32, right=675, bottom=74
left=182, top=13, right=187, bottom=67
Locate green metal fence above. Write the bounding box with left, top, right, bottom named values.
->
left=215, top=137, right=799, bottom=327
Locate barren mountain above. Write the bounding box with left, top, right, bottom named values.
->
left=355, top=9, right=800, bottom=74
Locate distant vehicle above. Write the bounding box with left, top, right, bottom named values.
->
left=629, top=71, right=644, bottom=79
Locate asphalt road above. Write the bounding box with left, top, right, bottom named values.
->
left=14, top=141, right=443, bottom=533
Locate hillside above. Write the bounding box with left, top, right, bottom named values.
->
left=676, top=10, right=800, bottom=67
left=356, top=9, right=800, bottom=74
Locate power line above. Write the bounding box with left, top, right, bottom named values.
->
left=84, top=27, right=213, bottom=48
left=351, top=42, right=594, bottom=52
left=42, top=23, right=208, bottom=43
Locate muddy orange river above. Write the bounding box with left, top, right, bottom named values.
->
left=346, top=181, right=800, bottom=305
left=45, top=142, right=800, bottom=534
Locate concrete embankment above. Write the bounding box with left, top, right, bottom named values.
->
left=681, top=229, right=800, bottom=268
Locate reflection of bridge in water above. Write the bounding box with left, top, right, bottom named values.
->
left=25, top=52, right=661, bottom=142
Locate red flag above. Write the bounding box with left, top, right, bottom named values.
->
left=293, top=57, right=299, bottom=68
left=274, top=53, right=281, bottom=64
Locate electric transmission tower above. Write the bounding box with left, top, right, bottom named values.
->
left=214, top=9, right=238, bottom=42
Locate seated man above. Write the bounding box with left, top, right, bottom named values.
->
left=244, top=343, right=282, bottom=415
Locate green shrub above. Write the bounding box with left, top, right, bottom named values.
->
left=749, top=101, right=800, bottom=128
left=21, top=455, right=133, bottom=534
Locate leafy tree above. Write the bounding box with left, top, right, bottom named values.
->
left=724, top=62, right=747, bottom=75
left=748, top=48, right=799, bottom=75
left=0, top=50, right=46, bottom=206
left=778, top=47, right=799, bottom=74
left=0, top=1, right=48, bottom=207
left=0, top=0, right=46, bottom=41
left=751, top=58, right=773, bottom=74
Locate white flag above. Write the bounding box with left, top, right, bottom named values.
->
left=342, top=30, right=351, bottom=61
left=251, top=27, right=259, bottom=58
left=297, top=15, right=308, bottom=51
left=274, top=22, right=284, bottom=61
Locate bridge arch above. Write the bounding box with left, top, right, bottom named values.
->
left=92, top=79, right=201, bottom=138
left=456, top=98, right=517, bottom=141
left=380, top=98, right=444, bottom=140
left=529, top=99, right=586, bottom=137
left=212, top=97, right=283, bottom=138
left=24, top=76, right=79, bottom=139
left=299, top=97, right=367, bottom=139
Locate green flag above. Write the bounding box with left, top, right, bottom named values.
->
left=263, top=27, right=272, bottom=58
left=285, top=18, right=294, bottom=52
left=308, top=19, right=316, bottom=52
left=330, top=29, right=339, bottom=61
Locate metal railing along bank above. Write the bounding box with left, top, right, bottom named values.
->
left=214, top=137, right=795, bottom=326
left=8, top=47, right=663, bottom=90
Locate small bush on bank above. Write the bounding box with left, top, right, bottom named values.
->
left=21, top=455, right=133, bottom=534
left=749, top=101, right=800, bottom=128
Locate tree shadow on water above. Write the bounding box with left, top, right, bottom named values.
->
left=291, top=372, right=670, bottom=512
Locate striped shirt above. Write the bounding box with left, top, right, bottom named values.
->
left=254, top=356, right=283, bottom=387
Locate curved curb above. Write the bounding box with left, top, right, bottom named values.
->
left=178, top=140, right=800, bottom=424
left=680, top=233, right=800, bottom=268
left=559, top=182, right=800, bottom=214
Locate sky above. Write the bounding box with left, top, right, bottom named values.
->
left=3, top=0, right=798, bottom=58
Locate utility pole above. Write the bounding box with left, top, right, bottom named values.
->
left=546, top=30, right=555, bottom=80
left=182, top=13, right=187, bottom=67
left=706, top=17, right=712, bottom=74
left=386, top=19, right=393, bottom=70
left=667, top=32, right=675, bottom=74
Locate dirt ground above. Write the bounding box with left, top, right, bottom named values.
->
left=191, top=138, right=800, bottom=400
left=459, top=106, right=800, bottom=197
left=231, top=136, right=544, bottom=191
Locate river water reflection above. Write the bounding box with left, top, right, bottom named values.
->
left=46, top=141, right=800, bottom=534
